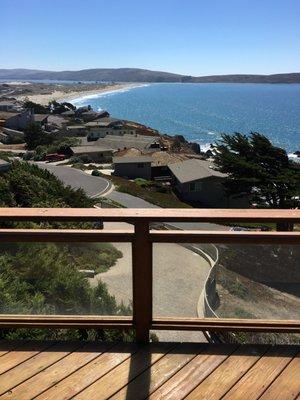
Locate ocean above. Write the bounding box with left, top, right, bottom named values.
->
left=71, top=83, right=300, bottom=155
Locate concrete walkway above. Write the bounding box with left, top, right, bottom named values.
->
left=90, top=222, right=211, bottom=342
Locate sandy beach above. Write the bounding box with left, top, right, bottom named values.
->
left=16, top=83, right=141, bottom=105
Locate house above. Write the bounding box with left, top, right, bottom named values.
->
left=113, top=156, right=152, bottom=180
left=168, top=158, right=229, bottom=206
left=61, top=110, right=75, bottom=117
left=0, top=110, right=34, bottom=130
left=86, top=118, right=136, bottom=140
left=0, top=159, right=10, bottom=173
left=1, top=127, right=24, bottom=143
left=83, top=134, right=156, bottom=152
left=34, top=114, right=49, bottom=128
left=66, top=125, right=87, bottom=136
left=0, top=99, right=23, bottom=112
left=70, top=146, right=114, bottom=162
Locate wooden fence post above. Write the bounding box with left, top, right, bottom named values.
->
left=132, top=220, right=152, bottom=342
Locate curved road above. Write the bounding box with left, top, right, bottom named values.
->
left=34, top=162, right=111, bottom=197
left=35, top=162, right=215, bottom=341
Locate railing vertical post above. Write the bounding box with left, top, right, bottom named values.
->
left=132, top=220, right=152, bottom=342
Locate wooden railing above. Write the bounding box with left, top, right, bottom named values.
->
left=0, top=208, right=299, bottom=342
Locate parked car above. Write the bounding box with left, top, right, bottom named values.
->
left=45, top=153, right=66, bottom=162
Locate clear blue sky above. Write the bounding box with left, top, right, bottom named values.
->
left=1, top=0, right=299, bottom=75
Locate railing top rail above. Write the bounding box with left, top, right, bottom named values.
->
left=0, top=207, right=299, bottom=222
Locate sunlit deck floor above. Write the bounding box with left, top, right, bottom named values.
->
left=0, top=341, right=299, bottom=400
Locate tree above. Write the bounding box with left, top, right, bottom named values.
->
left=212, top=133, right=300, bottom=229
left=23, top=99, right=49, bottom=114
left=24, top=122, right=54, bottom=150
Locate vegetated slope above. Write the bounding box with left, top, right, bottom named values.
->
left=218, top=244, right=300, bottom=296
left=0, top=162, right=128, bottom=342
left=0, top=68, right=299, bottom=83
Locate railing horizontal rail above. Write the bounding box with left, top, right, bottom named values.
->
left=0, top=229, right=299, bottom=244
left=0, top=229, right=134, bottom=242
left=0, top=315, right=298, bottom=333
left=152, top=318, right=300, bottom=333
left=150, top=230, right=300, bottom=244
left=0, top=207, right=299, bottom=222
left=0, top=315, right=133, bottom=329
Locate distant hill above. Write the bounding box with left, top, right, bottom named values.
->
left=0, top=68, right=299, bottom=83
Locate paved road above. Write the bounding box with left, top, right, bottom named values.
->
left=107, top=191, right=227, bottom=231
left=34, top=162, right=111, bottom=197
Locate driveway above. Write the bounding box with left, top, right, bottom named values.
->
left=107, top=191, right=159, bottom=208
left=34, top=162, right=111, bottom=197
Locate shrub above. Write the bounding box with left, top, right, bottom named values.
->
left=92, top=169, right=101, bottom=176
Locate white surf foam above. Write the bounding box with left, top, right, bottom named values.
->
left=70, top=84, right=150, bottom=105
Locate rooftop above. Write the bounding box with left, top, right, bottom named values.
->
left=0, top=158, right=10, bottom=166
left=168, top=158, right=227, bottom=183
left=113, top=155, right=152, bottom=164
left=34, top=114, right=49, bottom=122
left=85, top=117, right=122, bottom=128
left=0, top=111, right=20, bottom=120
left=71, top=145, right=114, bottom=154
left=82, top=134, right=156, bottom=151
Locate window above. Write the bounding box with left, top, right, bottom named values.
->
left=190, top=181, right=202, bottom=192
left=137, top=163, right=144, bottom=168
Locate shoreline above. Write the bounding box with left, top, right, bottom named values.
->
left=68, top=83, right=148, bottom=105
left=17, top=83, right=144, bottom=106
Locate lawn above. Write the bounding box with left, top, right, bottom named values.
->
left=102, top=174, right=192, bottom=208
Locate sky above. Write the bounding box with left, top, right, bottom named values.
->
left=0, top=0, right=299, bottom=75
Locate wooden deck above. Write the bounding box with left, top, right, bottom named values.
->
left=0, top=341, right=299, bottom=400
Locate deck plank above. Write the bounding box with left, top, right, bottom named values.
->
left=108, top=343, right=205, bottom=400
left=150, top=344, right=238, bottom=400
left=0, top=342, right=298, bottom=400
left=0, top=342, right=81, bottom=395
left=222, top=345, right=300, bottom=400
left=0, top=341, right=53, bottom=375
left=72, top=343, right=175, bottom=400
left=185, top=345, right=268, bottom=400
left=0, top=342, right=111, bottom=400
left=259, top=353, right=300, bottom=400
left=35, top=342, right=143, bottom=400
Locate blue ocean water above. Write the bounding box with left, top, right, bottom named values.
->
left=71, top=83, right=300, bottom=154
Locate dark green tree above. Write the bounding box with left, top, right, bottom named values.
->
left=23, top=99, right=49, bottom=114
left=24, top=122, right=54, bottom=150
left=212, top=133, right=300, bottom=229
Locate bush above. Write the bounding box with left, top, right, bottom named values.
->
left=92, top=169, right=101, bottom=176
left=70, top=154, right=93, bottom=164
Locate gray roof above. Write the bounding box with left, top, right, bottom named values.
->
left=85, top=117, right=122, bottom=128
left=168, top=158, right=227, bottom=183
left=81, top=134, right=156, bottom=151
left=71, top=146, right=114, bottom=154
left=34, top=114, right=49, bottom=122
left=0, top=159, right=10, bottom=166
left=0, top=111, right=20, bottom=120
left=113, top=156, right=152, bottom=164
left=0, top=100, right=17, bottom=106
